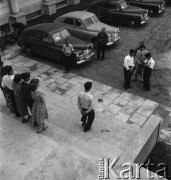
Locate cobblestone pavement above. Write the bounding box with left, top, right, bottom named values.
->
left=2, top=45, right=171, bottom=145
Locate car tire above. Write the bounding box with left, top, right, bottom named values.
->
left=92, top=38, right=98, bottom=49
left=24, top=46, right=32, bottom=56
left=128, top=19, right=139, bottom=28
left=148, top=9, right=156, bottom=16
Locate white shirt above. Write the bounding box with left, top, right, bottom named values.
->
left=144, top=58, right=155, bottom=69
left=77, top=91, right=93, bottom=112
left=1, top=74, right=14, bottom=90
left=62, top=44, right=74, bottom=54
left=124, top=55, right=135, bottom=70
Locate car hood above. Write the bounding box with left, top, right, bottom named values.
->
left=123, top=5, right=147, bottom=14
left=55, top=36, right=90, bottom=50
left=87, top=22, right=119, bottom=34
left=141, top=0, right=163, bottom=4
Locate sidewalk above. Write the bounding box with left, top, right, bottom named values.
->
left=0, top=45, right=171, bottom=179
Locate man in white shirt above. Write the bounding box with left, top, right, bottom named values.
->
left=77, top=82, right=95, bottom=132
left=123, top=49, right=135, bottom=90
left=62, top=39, right=74, bottom=73
left=143, top=52, right=155, bottom=91
left=134, top=44, right=148, bottom=81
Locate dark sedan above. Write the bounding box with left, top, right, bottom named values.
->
left=127, top=0, right=165, bottom=16
left=18, top=23, right=94, bottom=66
left=87, top=0, right=149, bottom=28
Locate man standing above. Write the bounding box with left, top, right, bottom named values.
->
left=124, top=49, right=135, bottom=90
left=77, top=82, right=95, bottom=132
left=134, top=44, right=148, bottom=81
left=62, top=39, right=74, bottom=73
left=97, top=27, right=108, bottom=60
left=143, top=52, right=155, bottom=91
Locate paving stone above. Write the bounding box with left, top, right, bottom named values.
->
left=47, top=68, right=59, bottom=73
left=129, top=113, right=147, bottom=126
left=130, top=123, right=141, bottom=129
left=9, top=55, right=23, bottom=62
left=14, top=61, right=24, bottom=67
left=105, top=88, right=121, bottom=100
left=114, top=112, right=130, bottom=123
left=3, top=60, right=13, bottom=66
left=128, top=99, right=144, bottom=107
left=119, top=92, right=133, bottom=101
left=55, top=77, right=68, bottom=85
left=65, top=83, right=83, bottom=97
left=62, top=73, right=76, bottom=80
left=67, top=77, right=81, bottom=85
left=39, top=73, right=49, bottom=79
left=48, top=82, right=60, bottom=92
left=101, top=85, right=113, bottom=93
left=142, top=99, right=159, bottom=110
left=19, top=57, right=31, bottom=63
left=36, top=65, right=51, bottom=73
left=94, top=97, right=113, bottom=113
left=54, top=87, right=67, bottom=95
left=60, top=82, right=73, bottom=91
left=131, top=95, right=146, bottom=102
left=43, top=77, right=56, bottom=87
left=29, top=64, right=38, bottom=71
left=80, top=78, right=93, bottom=84
left=51, top=72, right=64, bottom=79
left=14, top=66, right=28, bottom=73
left=31, top=71, right=43, bottom=77
left=24, top=60, right=37, bottom=67
left=121, top=104, right=139, bottom=116
left=106, top=104, right=122, bottom=115
left=113, top=97, right=129, bottom=107
left=136, top=106, right=154, bottom=118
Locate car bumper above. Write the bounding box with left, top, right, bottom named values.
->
left=77, top=52, right=95, bottom=65
left=107, top=37, right=120, bottom=46
left=158, top=7, right=165, bottom=13
left=141, top=17, right=149, bottom=24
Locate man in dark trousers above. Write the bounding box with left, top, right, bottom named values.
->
left=97, top=27, right=108, bottom=60
left=143, top=52, right=155, bottom=91
left=124, top=49, right=135, bottom=90
left=77, top=82, right=95, bottom=132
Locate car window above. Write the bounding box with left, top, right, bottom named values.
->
left=30, top=31, right=43, bottom=41
left=43, top=34, right=53, bottom=44
left=91, top=15, right=99, bottom=23
left=61, top=29, right=70, bottom=38
left=84, top=17, right=94, bottom=27
left=64, top=18, right=74, bottom=25
left=120, top=1, right=128, bottom=9
left=75, top=19, right=82, bottom=27
left=52, top=29, right=70, bottom=42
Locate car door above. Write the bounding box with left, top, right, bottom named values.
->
left=29, top=31, right=43, bottom=55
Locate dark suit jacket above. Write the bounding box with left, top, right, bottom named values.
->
left=97, top=32, right=108, bottom=46
left=21, top=81, right=33, bottom=108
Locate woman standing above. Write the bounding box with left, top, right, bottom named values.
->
left=13, top=74, right=29, bottom=123
left=30, top=79, right=48, bottom=133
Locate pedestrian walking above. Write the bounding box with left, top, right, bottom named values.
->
left=13, top=74, right=29, bottom=123
left=30, top=79, right=48, bottom=133
left=1, top=66, right=20, bottom=117
left=123, top=49, right=135, bottom=90
left=143, top=52, right=155, bottom=91
left=77, top=82, right=95, bottom=132
left=62, top=39, right=74, bottom=73
left=21, top=72, right=33, bottom=114
left=97, top=27, right=108, bottom=60
left=134, top=44, right=148, bottom=81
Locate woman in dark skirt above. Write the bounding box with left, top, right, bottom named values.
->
left=13, top=74, right=29, bottom=123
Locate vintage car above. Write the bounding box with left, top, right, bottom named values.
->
left=18, top=23, right=94, bottom=66
left=87, top=0, right=149, bottom=28
left=126, top=0, right=165, bottom=16
left=53, top=11, right=120, bottom=48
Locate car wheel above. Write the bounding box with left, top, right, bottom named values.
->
left=24, top=46, right=32, bottom=56
left=92, top=39, right=98, bottom=49
left=128, top=19, right=139, bottom=28
left=148, top=9, right=156, bottom=16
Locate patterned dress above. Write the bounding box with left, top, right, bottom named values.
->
left=31, top=91, right=48, bottom=124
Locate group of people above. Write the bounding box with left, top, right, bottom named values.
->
left=124, top=44, right=155, bottom=91
left=0, top=59, right=48, bottom=133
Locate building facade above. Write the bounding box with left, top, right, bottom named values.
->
left=0, top=0, right=80, bottom=32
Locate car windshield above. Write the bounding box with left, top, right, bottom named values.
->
left=84, top=17, right=94, bottom=27
left=91, top=15, right=99, bottom=23
left=120, top=1, right=128, bottom=9
left=52, top=29, right=70, bottom=42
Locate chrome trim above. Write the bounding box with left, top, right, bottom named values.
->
left=77, top=52, right=95, bottom=64
left=106, top=37, right=120, bottom=46
left=141, top=17, right=149, bottom=24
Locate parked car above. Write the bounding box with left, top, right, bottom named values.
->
left=87, top=0, right=149, bottom=28
left=126, top=0, right=165, bottom=16
left=53, top=11, right=120, bottom=48
left=18, top=23, right=94, bottom=66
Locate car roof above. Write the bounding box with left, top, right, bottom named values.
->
left=59, top=11, right=95, bottom=20
left=26, top=23, right=66, bottom=35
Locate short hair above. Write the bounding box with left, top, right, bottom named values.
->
left=13, top=74, right=22, bottom=84
left=21, top=72, right=30, bottom=82
left=5, top=66, right=13, bottom=75
left=30, top=78, right=39, bottom=91
left=130, top=49, right=135, bottom=54
left=84, top=82, right=92, bottom=91
left=145, top=52, right=151, bottom=58
left=139, top=44, right=146, bottom=49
